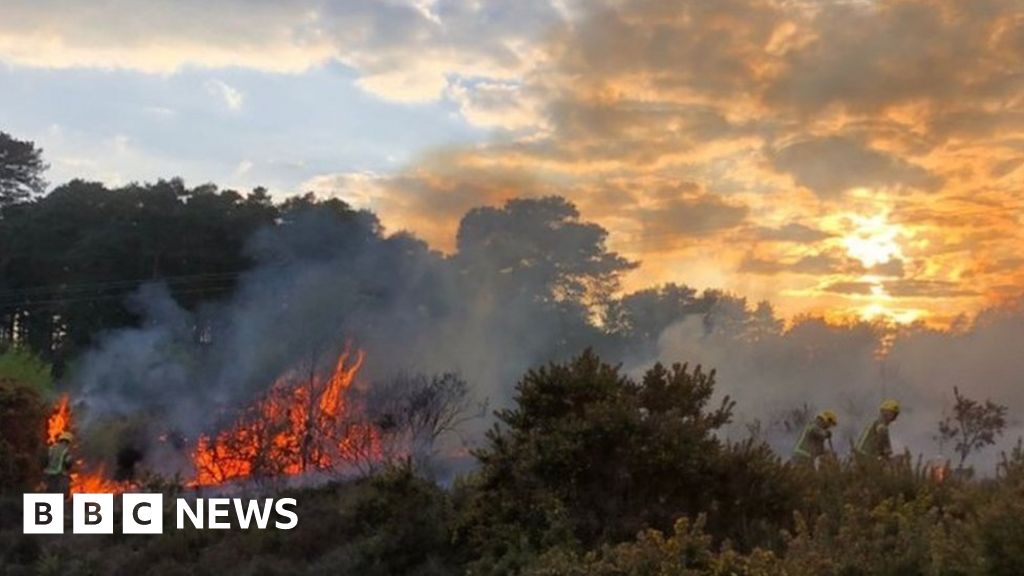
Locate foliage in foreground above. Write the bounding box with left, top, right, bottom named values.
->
left=5, top=351, right=1024, bottom=575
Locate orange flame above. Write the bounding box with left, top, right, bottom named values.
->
left=191, top=348, right=380, bottom=486
left=45, top=394, right=131, bottom=494
left=46, top=395, right=71, bottom=445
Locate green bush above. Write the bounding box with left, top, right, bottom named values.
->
left=455, top=350, right=799, bottom=572
left=524, top=517, right=781, bottom=576
left=0, top=348, right=52, bottom=394
left=0, top=378, right=47, bottom=493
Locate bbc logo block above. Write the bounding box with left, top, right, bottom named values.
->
left=22, top=494, right=64, bottom=534
left=72, top=493, right=114, bottom=534
left=122, top=493, right=163, bottom=534
left=23, top=493, right=297, bottom=534
left=25, top=493, right=160, bottom=535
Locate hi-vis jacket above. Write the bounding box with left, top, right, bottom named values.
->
left=44, top=443, right=72, bottom=476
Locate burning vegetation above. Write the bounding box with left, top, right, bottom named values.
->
left=45, top=395, right=132, bottom=494
left=191, top=347, right=380, bottom=485
left=42, top=347, right=390, bottom=493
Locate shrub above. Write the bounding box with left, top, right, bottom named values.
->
left=0, top=348, right=52, bottom=394
left=523, top=517, right=782, bottom=576
left=455, top=349, right=799, bottom=571
left=0, top=377, right=47, bottom=492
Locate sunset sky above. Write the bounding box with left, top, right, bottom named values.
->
left=1, top=0, right=1021, bottom=326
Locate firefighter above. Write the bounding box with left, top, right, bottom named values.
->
left=44, top=431, right=73, bottom=497
left=792, top=409, right=838, bottom=466
left=855, top=399, right=900, bottom=460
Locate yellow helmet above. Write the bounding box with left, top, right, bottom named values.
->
left=880, top=399, right=900, bottom=414
left=817, top=410, right=838, bottom=427
left=57, top=431, right=74, bottom=443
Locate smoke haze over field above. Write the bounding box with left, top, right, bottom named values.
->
left=1, top=0, right=1019, bottom=476
left=654, top=306, right=1024, bottom=469
left=66, top=195, right=1024, bottom=474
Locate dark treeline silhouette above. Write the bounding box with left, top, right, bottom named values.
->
left=0, top=131, right=752, bottom=380
left=0, top=175, right=306, bottom=370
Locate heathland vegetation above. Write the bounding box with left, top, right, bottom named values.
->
left=3, top=130, right=1024, bottom=575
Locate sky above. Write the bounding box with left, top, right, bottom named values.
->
left=1, top=0, right=1022, bottom=326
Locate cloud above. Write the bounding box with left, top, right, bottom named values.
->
left=0, top=0, right=563, bottom=103
left=205, top=79, right=244, bottom=111
left=740, top=252, right=861, bottom=276
left=632, top=184, right=749, bottom=244
left=0, top=1, right=335, bottom=73
left=7, top=0, right=1023, bottom=323
left=446, top=79, right=545, bottom=130
left=769, top=136, right=942, bottom=198
left=822, top=281, right=875, bottom=295
left=869, top=258, right=905, bottom=278
left=884, top=279, right=978, bottom=299
left=748, top=222, right=833, bottom=243
left=764, top=0, right=1024, bottom=119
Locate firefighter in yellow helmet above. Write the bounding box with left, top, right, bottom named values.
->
left=792, top=410, right=838, bottom=466
left=44, top=431, right=74, bottom=498
left=856, top=400, right=900, bottom=460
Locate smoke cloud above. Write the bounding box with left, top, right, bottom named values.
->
left=67, top=195, right=1024, bottom=476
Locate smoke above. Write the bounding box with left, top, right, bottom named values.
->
left=69, top=198, right=620, bottom=463
left=650, top=301, right=1024, bottom=471
left=67, top=194, right=1024, bottom=477
left=63, top=0, right=1024, bottom=477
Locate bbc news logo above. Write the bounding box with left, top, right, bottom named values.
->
left=23, top=493, right=298, bottom=534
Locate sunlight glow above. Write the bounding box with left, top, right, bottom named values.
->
left=842, top=212, right=905, bottom=268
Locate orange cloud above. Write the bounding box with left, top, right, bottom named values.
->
left=340, top=0, right=1023, bottom=326
left=17, top=0, right=1017, bottom=325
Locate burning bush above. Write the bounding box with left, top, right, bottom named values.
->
left=191, top=348, right=380, bottom=485
left=44, top=394, right=134, bottom=494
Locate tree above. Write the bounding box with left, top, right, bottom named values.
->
left=455, top=197, right=635, bottom=312
left=452, top=197, right=635, bottom=363
left=937, top=386, right=1008, bottom=469
left=0, top=131, right=47, bottom=207
left=0, top=179, right=279, bottom=364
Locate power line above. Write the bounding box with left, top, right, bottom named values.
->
left=0, top=269, right=251, bottom=300
left=0, top=283, right=240, bottom=312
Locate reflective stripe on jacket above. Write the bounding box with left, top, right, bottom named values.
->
left=856, top=417, right=891, bottom=458
left=793, top=423, right=830, bottom=461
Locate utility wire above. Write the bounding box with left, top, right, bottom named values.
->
left=0, top=270, right=250, bottom=300
left=0, top=283, right=240, bottom=312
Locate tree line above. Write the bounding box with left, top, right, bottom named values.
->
left=0, top=129, right=765, bottom=375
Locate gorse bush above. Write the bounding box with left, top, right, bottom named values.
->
left=455, top=350, right=799, bottom=573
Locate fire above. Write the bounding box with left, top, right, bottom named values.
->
left=43, top=347, right=381, bottom=492
left=46, top=395, right=71, bottom=445
left=192, top=348, right=380, bottom=486
left=45, top=394, right=131, bottom=494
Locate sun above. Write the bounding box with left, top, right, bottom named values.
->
left=842, top=212, right=905, bottom=268
left=835, top=211, right=924, bottom=324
